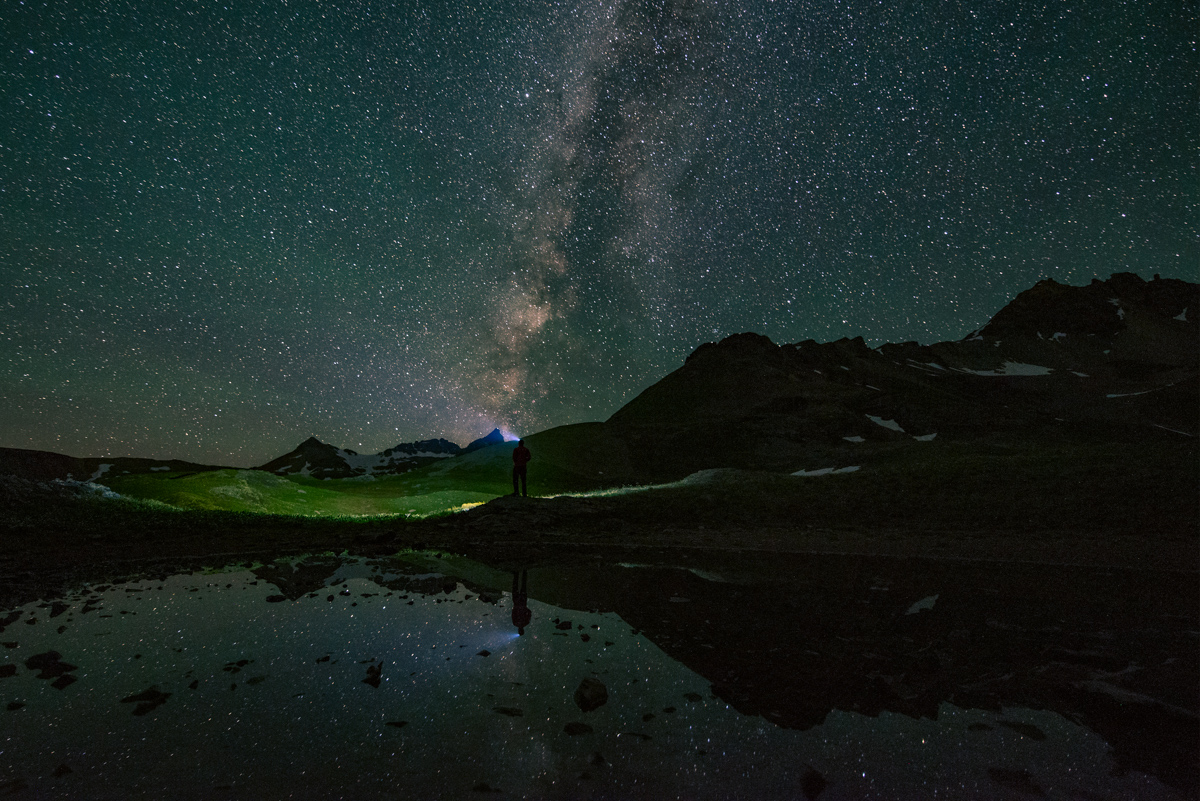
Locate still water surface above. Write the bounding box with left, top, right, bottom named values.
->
left=0, top=552, right=1186, bottom=799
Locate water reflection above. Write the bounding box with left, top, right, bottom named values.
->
left=512, top=569, right=531, bottom=636
left=0, top=551, right=1192, bottom=799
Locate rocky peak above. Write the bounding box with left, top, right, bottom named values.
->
left=381, top=438, right=463, bottom=457
left=464, top=428, right=507, bottom=454
left=977, top=273, right=1197, bottom=343
left=686, top=332, right=778, bottom=364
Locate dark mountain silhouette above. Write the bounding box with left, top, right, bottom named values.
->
left=379, top=438, right=462, bottom=458
left=2, top=273, right=1194, bottom=486
left=463, top=428, right=508, bottom=454
left=255, top=430, right=511, bottom=479
left=0, top=447, right=228, bottom=483
left=0, top=428, right=512, bottom=484
left=505, top=273, right=1197, bottom=486
left=256, top=435, right=466, bottom=479
left=256, top=436, right=357, bottom=479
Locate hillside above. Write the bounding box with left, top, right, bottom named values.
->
left=591, top=272, right=1197, bottom=483
left=1, top=272, right=1195, bottom=516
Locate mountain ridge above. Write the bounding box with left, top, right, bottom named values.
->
left=253, top=428, right=511, bottom=480
left=2, top=273, right=1194, bottom=485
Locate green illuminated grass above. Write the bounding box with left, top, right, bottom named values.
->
left=99, top=428, right=1197, bottom=538
left=105, top=469, right=495, bottom=518
left=99, top=422, right=653, bottom=517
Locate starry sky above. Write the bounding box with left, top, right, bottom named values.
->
left=3, top=0, right=1196, bottom=465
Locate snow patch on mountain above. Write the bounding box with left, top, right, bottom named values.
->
left=867, top=415, right=905, bottom=433
left=549, top=468, right=743, bottom=499
left=956, top=361, right=1053, bottom=377
left=906, top=595, right=939, bottom=615
left=52, top=478, right=122, bottom=500
left=337, top=449, right=390, bottom=474
left=1153, top=424, right=1195, bottom=437
left=792, top=466, right=861, bottom=476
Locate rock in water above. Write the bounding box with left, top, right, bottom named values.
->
left=120, top=686, right=171, bottom=716
left=492, top=707, right=523, bottom=717
left=24, top=651, right=78, bottom=681
left=987, top=768, right=1046, bottom=797
left=362, top=663, right=382, bottom=688
left=801, top=766, right=827, bottom=799
left=574, top=678, right=608, bottom=713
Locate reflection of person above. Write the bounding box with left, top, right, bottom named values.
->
left=512, top=439, right=531, bottom=497
left=511, top=569, right=531, bottom=635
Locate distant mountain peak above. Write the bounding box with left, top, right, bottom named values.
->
left=605, top=272, right=1198, bottom=461
left=464, top=428, right=508, bottom=454
left=977, top=272, right=1196, bottom=343
left=380, top=438, right=462, bottom=458
left=255, top=433, right=470, bottom=479
left=686, top=332, right=777, bottom=364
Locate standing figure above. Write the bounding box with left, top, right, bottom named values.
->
left=512, top=439, right=531, bottom=497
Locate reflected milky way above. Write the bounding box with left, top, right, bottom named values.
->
left=0, top=552, right=1188, bottom=799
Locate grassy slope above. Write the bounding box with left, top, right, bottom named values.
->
left=104, top=467, right=498, bottom=517
left=97, top=429, right=1198, bottom=540
left=100, top=425, right=633, bottom=517
left=2, top=434, right=1194, bottom=599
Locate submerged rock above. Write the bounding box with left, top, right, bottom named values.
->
left=25, top=651, right=77, bottom=681
left=120, top=686, right=170, bottom=716
left=801, top=767, right=827, bottom=800
left=362, top=663, right=382, bottom=688
left=574, top=678, right=608, bottom=713
left=470, top=782, right=502, bottom=793
left=988, top=768, right=1046, bottom=797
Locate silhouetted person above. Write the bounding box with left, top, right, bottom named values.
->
left=511, top=569, right=531, bottom=635
left=512, top=439, right=531, bottom=496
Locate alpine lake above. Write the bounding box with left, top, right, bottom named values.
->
left=1, top=548, right=1195, bottom=800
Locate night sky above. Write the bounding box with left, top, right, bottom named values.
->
left=3, top=0, right=1195, bottom=465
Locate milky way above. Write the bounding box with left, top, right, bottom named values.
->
left=2, top=0, right=1195, bottom=464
